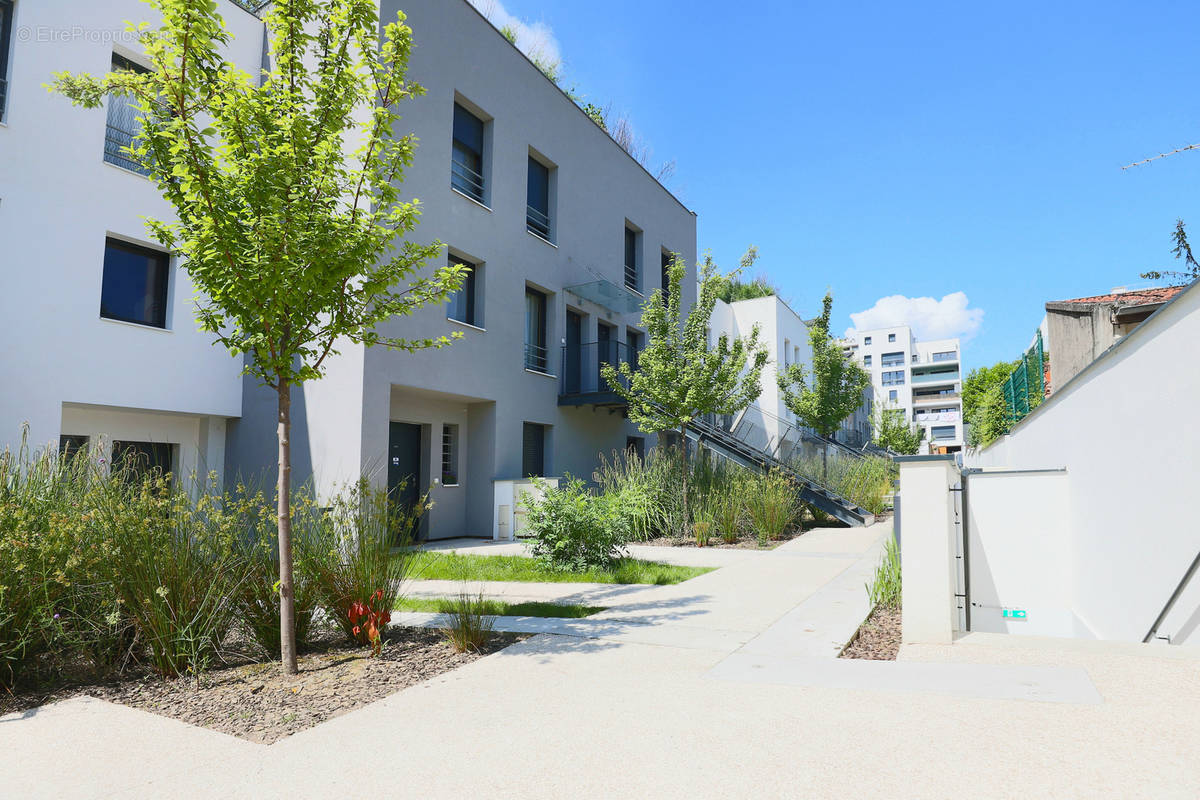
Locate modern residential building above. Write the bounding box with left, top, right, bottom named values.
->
left=223, top=0, right=698, bottom=539
left=1043, top=284, right=1188, bottom=392
left=708, top=294, right=873, bottom=455
left=0, top=0, right=265, bottom=484
left=844, top=325, right=963, bottom=453
left=0, top=0, right=696, bottom=540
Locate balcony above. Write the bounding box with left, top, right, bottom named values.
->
left=526, top=205, right=551, bottom=241
left=524, top=342, right=549, bottom=374
left=911, top=369, right=960, bottom=384
left=912, top=392, right=960, bottom=405
left=558, top=341, right=635, bottom=407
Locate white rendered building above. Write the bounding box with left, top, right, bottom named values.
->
left=844, top=326, right=963, bottom=453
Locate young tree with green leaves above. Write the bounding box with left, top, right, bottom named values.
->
left=51, top=0, right=464, bottom=674
left=873, top=403, right=924, bottom=455
left=962, top=360, right=1018, bottom=447
left=603, top=249, right=769, bottom=531
left=778, top=293, right=870, bottom=439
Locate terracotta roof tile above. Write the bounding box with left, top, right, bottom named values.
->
left=1056, top=285, right=1188, bottom=306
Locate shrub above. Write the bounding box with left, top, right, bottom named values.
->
left=305, top=479, right=425, bottom=644
left=745, top=469, right=801, bottom=545
left=867, top=536, right=901, bottom=609
left=692, top=518, right=714, bottom=547
left=439, top=589, right=496, bottom=653
left=523, top=478, right=630, bottom=571
left=788, top=452, right=894, bottom=516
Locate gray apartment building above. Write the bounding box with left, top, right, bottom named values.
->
left=226, top=0, right=698, bottom=539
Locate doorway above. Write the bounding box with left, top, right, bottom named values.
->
left=388, top=422, right=423, bottom=541
left=565, top=310, right=582, bottom=394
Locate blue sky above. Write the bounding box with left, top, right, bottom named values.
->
left=473, top=0, right=1200, bottom=371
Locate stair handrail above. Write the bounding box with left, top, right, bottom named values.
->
left=1143, top=549, right=1200, bottom=644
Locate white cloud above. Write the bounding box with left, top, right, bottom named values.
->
left=469, top=0, right=562, bottom=68
left=844, top=292, right=984, bottom=344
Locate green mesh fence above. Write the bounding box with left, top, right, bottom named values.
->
left=1002, top=330, right=1045, bottom=425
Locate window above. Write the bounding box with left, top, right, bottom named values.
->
left=526, top=156, right=552, bottom=240
left=863, top=336, right=872, bottom=345
left=626, top=330, right=641, bottom=370
left=59, top=435, right=90, bottom=461
left=863, top=354, right=872, bottom=367
left=783, top=338, right=791, bottom=366
left=111, top=440, right=174, bottom=481
left=441, top=424, right=459, bottom=485
left=661, top=250, right=672, bottom=301
left=101, top=238, right=170, bottom=328
left=522, top=422, right=546, bottom=477
left=0, top=0, right=13, bottom=122
left=930, top=425, right=956, bottom=441
left=881, top=351, right=905, bottom=367
left=932, top=350, right=957, bottom=362
left=524, top=287, right=547, bottom=372
left=912, top=353, right=920, bottom=364
left=446, top=254, right=478, bottom=327
left=105, top=55, right=152, bottom=175
left=888, top=333, right=896, bottom=342
left=881, top=370, right=905, bottom=386
left=888, top=390, right=898, bottom=402
left=451, top=102, right=485, bottom=201
left=626, top=436, right=645, bottom=461
left=624, top=225, right=641, bottom=291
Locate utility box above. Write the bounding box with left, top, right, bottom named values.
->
left=492, top=478, right=560, bottom=540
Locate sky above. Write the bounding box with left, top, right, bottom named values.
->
left=468, top=0, right=1200, bottom=371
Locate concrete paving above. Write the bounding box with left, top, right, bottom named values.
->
left=6, top=519, right=1200, bottom=798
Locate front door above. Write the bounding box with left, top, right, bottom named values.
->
left=597, top=323, right=614, bottom=391
left=565, top=310, right=582, bottom=394
left=388, top=422, right=422, bottom=541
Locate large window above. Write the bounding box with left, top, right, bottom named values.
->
left=59, top=435, right=90, bottom=461
left=111, top=440, right=174, bottom=481
left=446, top=254, right=478, bottom=327
left=624, top=225, right=640, bottom=291
left=451, top=102, right=485, bottom=202
left=626, top=329, right=642, bottom=370
left=105, top=54, right=151, bottom=175
left=930, top=425, right=956, bottom=441
left=0, top=0, right=14, bottom=122
left=526, top=156, right=551, bottom=241
left=660, top=250, right=672, bottom=301
left=888, top=333, right=897, bottom=342
left=881, top=351, right=905, bottom=367
left=441, top=424, right=459, bottom=486
left=863, top=336, right=872, bottom=345
left=881, top=370, right=905, bottom=386
left=524, top=287, right=547, bottom=372
left=522, top=422, right=546, bottom=478
left=863, top=355, right=872, bottom=367
left=932, top=350, right=958, bottom=362
left=101, top=238, right=170, bottom=328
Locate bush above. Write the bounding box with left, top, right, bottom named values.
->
left=523, top=478, right=630, bottom=571
left=439, top=589, right=496, bottom=653
left=304, top=479, right=424, bottom=645
left=745, top=469, right=801, bottom=545
left=788, top=452, right=894, bottom=516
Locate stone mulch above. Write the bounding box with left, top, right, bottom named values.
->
left=840, top=606, right=901, bottom=661
left=2, top=627, right=525, bottom=744
left=642, top=527, right=808, bottom=550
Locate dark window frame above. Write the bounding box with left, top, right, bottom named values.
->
left=100, top=237, right=171, bottom=328
left=104, top=53, right=152, bottom=175
left=624, top=226, right=640, bottom=291
left=446, top=254, right=478, bottom=327
left=440, top=424, right=459, bottom=486
left=660, top=250, right=673, bottom=301
left=451, top=102, right=486, bottom=202
left=0, top=0, right=14, bottom=122
left=522, top=422, right=546, bottom=478
left=526, top=156, right=552, bottom=241
left=59, top=434, right=90, bottom=461
left=111, top=440, right=175, bottom=482
left=524, top=286, right=548, bottom=372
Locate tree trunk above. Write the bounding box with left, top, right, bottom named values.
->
left=679, top=423, right=689, bottom=538
left=277, top=382, right=298, bottom=675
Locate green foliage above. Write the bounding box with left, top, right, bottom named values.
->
left=717, top=275, right=777, bottom=304
left=395, top=597, right=604, bottom=619
left=778, top=293, right=871, bottom=437
left=438, top=589, right=496, bottom=654
left=744, top=469, right=802, bottom=546
left=867, top=537, right=902, bottom=610
left=521, top=478, right=631, bottom=572
left=1142, top=219, right=1200, bottom=283
left=406, top=551, right=711, bottom=585
left=873, top=403, right=924, bottom=455
left=963, top=360, right=1019, bottom=448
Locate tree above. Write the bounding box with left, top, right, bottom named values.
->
left=873, top=403, right=924, bottom=455
left=778, top=293, right=870, bottom=439
left=1141, top=219, right=1200, bottom=283
left=962, top=361, right=1018, bottom=447
left=52, top=0, right=464, bottom=674
left=603, top=249, right=768, bottom=531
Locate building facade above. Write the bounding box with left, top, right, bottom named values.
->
left=224, top=0, right=698, bottom=538
left=0, top=0, right=264, bottom=483
left=844, top=326, right=962, bottom=453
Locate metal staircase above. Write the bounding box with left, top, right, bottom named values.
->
left=684, top=414, right=876, bottom=527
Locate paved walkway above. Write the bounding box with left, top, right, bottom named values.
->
left=6, top=520, right=1200, bottom=798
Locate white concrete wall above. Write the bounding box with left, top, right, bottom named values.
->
left=898, top=456, right=960, bottom=645
left=964, top=282, right=1200, bottom=645
left=0, top=0, right=261, bottom=475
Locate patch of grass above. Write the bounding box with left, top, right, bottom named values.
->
left=438, top=590, right=495, bottom=653
left=395, top=597, right=604, bottom=619
left=406, top=552, right=712, bottom=585
left=866, top=536, right=901, bottom=609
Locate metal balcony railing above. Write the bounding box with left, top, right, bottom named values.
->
left=451, top=158, right=485, bottom=201
left=526, top=205, right=551, bottom=240
left=559, top=341, right=635, bottom=402
left=912, top=370, right=959, bottom=384
left=931, top=351, right=959, bottom=363
left=524, top=342, right=549, bottom=373
left=0, top=77, right=8, bottom=122
left=104, top=101, right=151, bottom=175
left=624, top=262, right=638, bottom=292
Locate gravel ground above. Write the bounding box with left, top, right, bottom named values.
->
left=642, top=527, right=809, bottom=550
left=2, top=627, right=525, bottom=743
left=840, top=606, right=901, bottom=660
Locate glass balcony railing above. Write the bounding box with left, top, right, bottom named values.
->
left=911, top=370, right=959, bottom=384
left=559, top=341, right=636, bottom=404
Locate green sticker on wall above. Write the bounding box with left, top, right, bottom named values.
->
left=1002, top=609, right=1027, bottom=619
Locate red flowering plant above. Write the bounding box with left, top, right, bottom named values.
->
left=347, top=589, right=392, bottom=657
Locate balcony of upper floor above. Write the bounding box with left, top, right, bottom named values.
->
left=911, top=350, right=960, bottom=367
left=912, top=391, right=961, bottom=405
left=557, top=341, right=635, bottom=408
left=910, top=366, right=961, bottom=384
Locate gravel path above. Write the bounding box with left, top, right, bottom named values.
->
left=840, top=606, right=901, bottom=660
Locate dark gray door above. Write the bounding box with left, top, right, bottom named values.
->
left=565, top=310, right=582, bottom=394
left=388, top=422, right=422, bottom=540
left=597, top=323, right=614, bottom=391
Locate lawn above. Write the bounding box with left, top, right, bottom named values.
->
left=394, top=597, right=606, bottom=618
left=405, top=551, right=713, bottom=585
